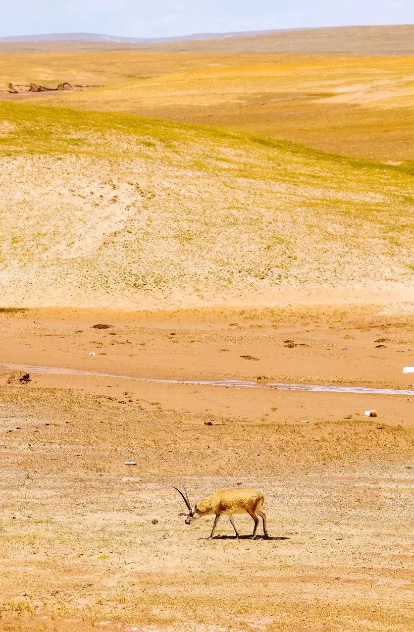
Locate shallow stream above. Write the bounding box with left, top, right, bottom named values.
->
left=1, top=362, right=413, bottom=395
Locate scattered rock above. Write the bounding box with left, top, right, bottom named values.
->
left=8, top=81, right=74, bottom=93
left=376, top=344, right=387, bottom=348
left=7, top=371, right=30, bottom=384
left=152, top=519, right=159, bottom=525
left=57, top=82, right=73, bottom=91
left=240, top=355, right=260, bottom=361
left=29, top=83, right=50, bottom=92
left=204, top=421, right=213, bottom=426
left=92, top=324, right=113, bottom=329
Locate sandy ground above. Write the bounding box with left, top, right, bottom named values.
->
left=0, top=307, right=413, bottom=631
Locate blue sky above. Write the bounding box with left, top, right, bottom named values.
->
left=1, top=0, right=413, bottom=38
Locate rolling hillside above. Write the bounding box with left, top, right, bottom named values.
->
left=34, top=55, right=414, bottom=161
left=0, top=102, right=413, bottom=309
left=0, top=51, right=295, bottom=91
left=147, top=25, right=414, bottom=55
left=0, top=25, right=413, bottom=54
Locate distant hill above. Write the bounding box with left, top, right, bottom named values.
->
left=147, top=24, right=414, bottom=56
left=0, top=29, right=276, bottom=45
left=0, top=25, right=413, bottom=55
left=0, top=33, right=135, bottom=43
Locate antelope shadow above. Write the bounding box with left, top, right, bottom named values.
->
left=204, top=535, right=290, bottom=541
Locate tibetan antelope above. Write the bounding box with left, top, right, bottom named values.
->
left=174, top=486, right=270, bottom=539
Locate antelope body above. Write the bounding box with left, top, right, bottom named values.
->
left=174, top=487, right=269, bottom=539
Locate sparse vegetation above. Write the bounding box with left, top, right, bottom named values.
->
left=1, top=31, right=414, bottom=631
left=0, top=101, right=413, bottom=308
left=20, top=52, right=414, bottom=161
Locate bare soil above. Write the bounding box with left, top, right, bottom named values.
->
left=0, top=307, right=413, bottom=631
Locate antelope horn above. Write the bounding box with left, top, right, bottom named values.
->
left=183, top=483, right=191, bottom=507
left=173, top=487, right=192, bottom=512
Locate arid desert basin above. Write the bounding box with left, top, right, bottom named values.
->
left=0, top=24, right=414, bottom=632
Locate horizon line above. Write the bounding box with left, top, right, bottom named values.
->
left=1, top=22, right=413, bottom=43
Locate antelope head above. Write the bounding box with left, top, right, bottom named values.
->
left=173, top=486, right=199, bottom=524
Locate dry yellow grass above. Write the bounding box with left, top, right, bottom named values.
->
left=18, top=53, right=414, bottom=161
left=0, top=51, right=295, bottom=90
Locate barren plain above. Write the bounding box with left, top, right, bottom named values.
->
left=1, top=306, right=414, bottom=631
left=0, top=26, right=414, bottom=632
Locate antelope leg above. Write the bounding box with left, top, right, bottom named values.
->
left=229, top=515, right=239, bottom=538
left=249, top=512, right=260, bottom=539
left=209, top=514, right=221, bottom=538
left=258, top=510, right=270, bottom=538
